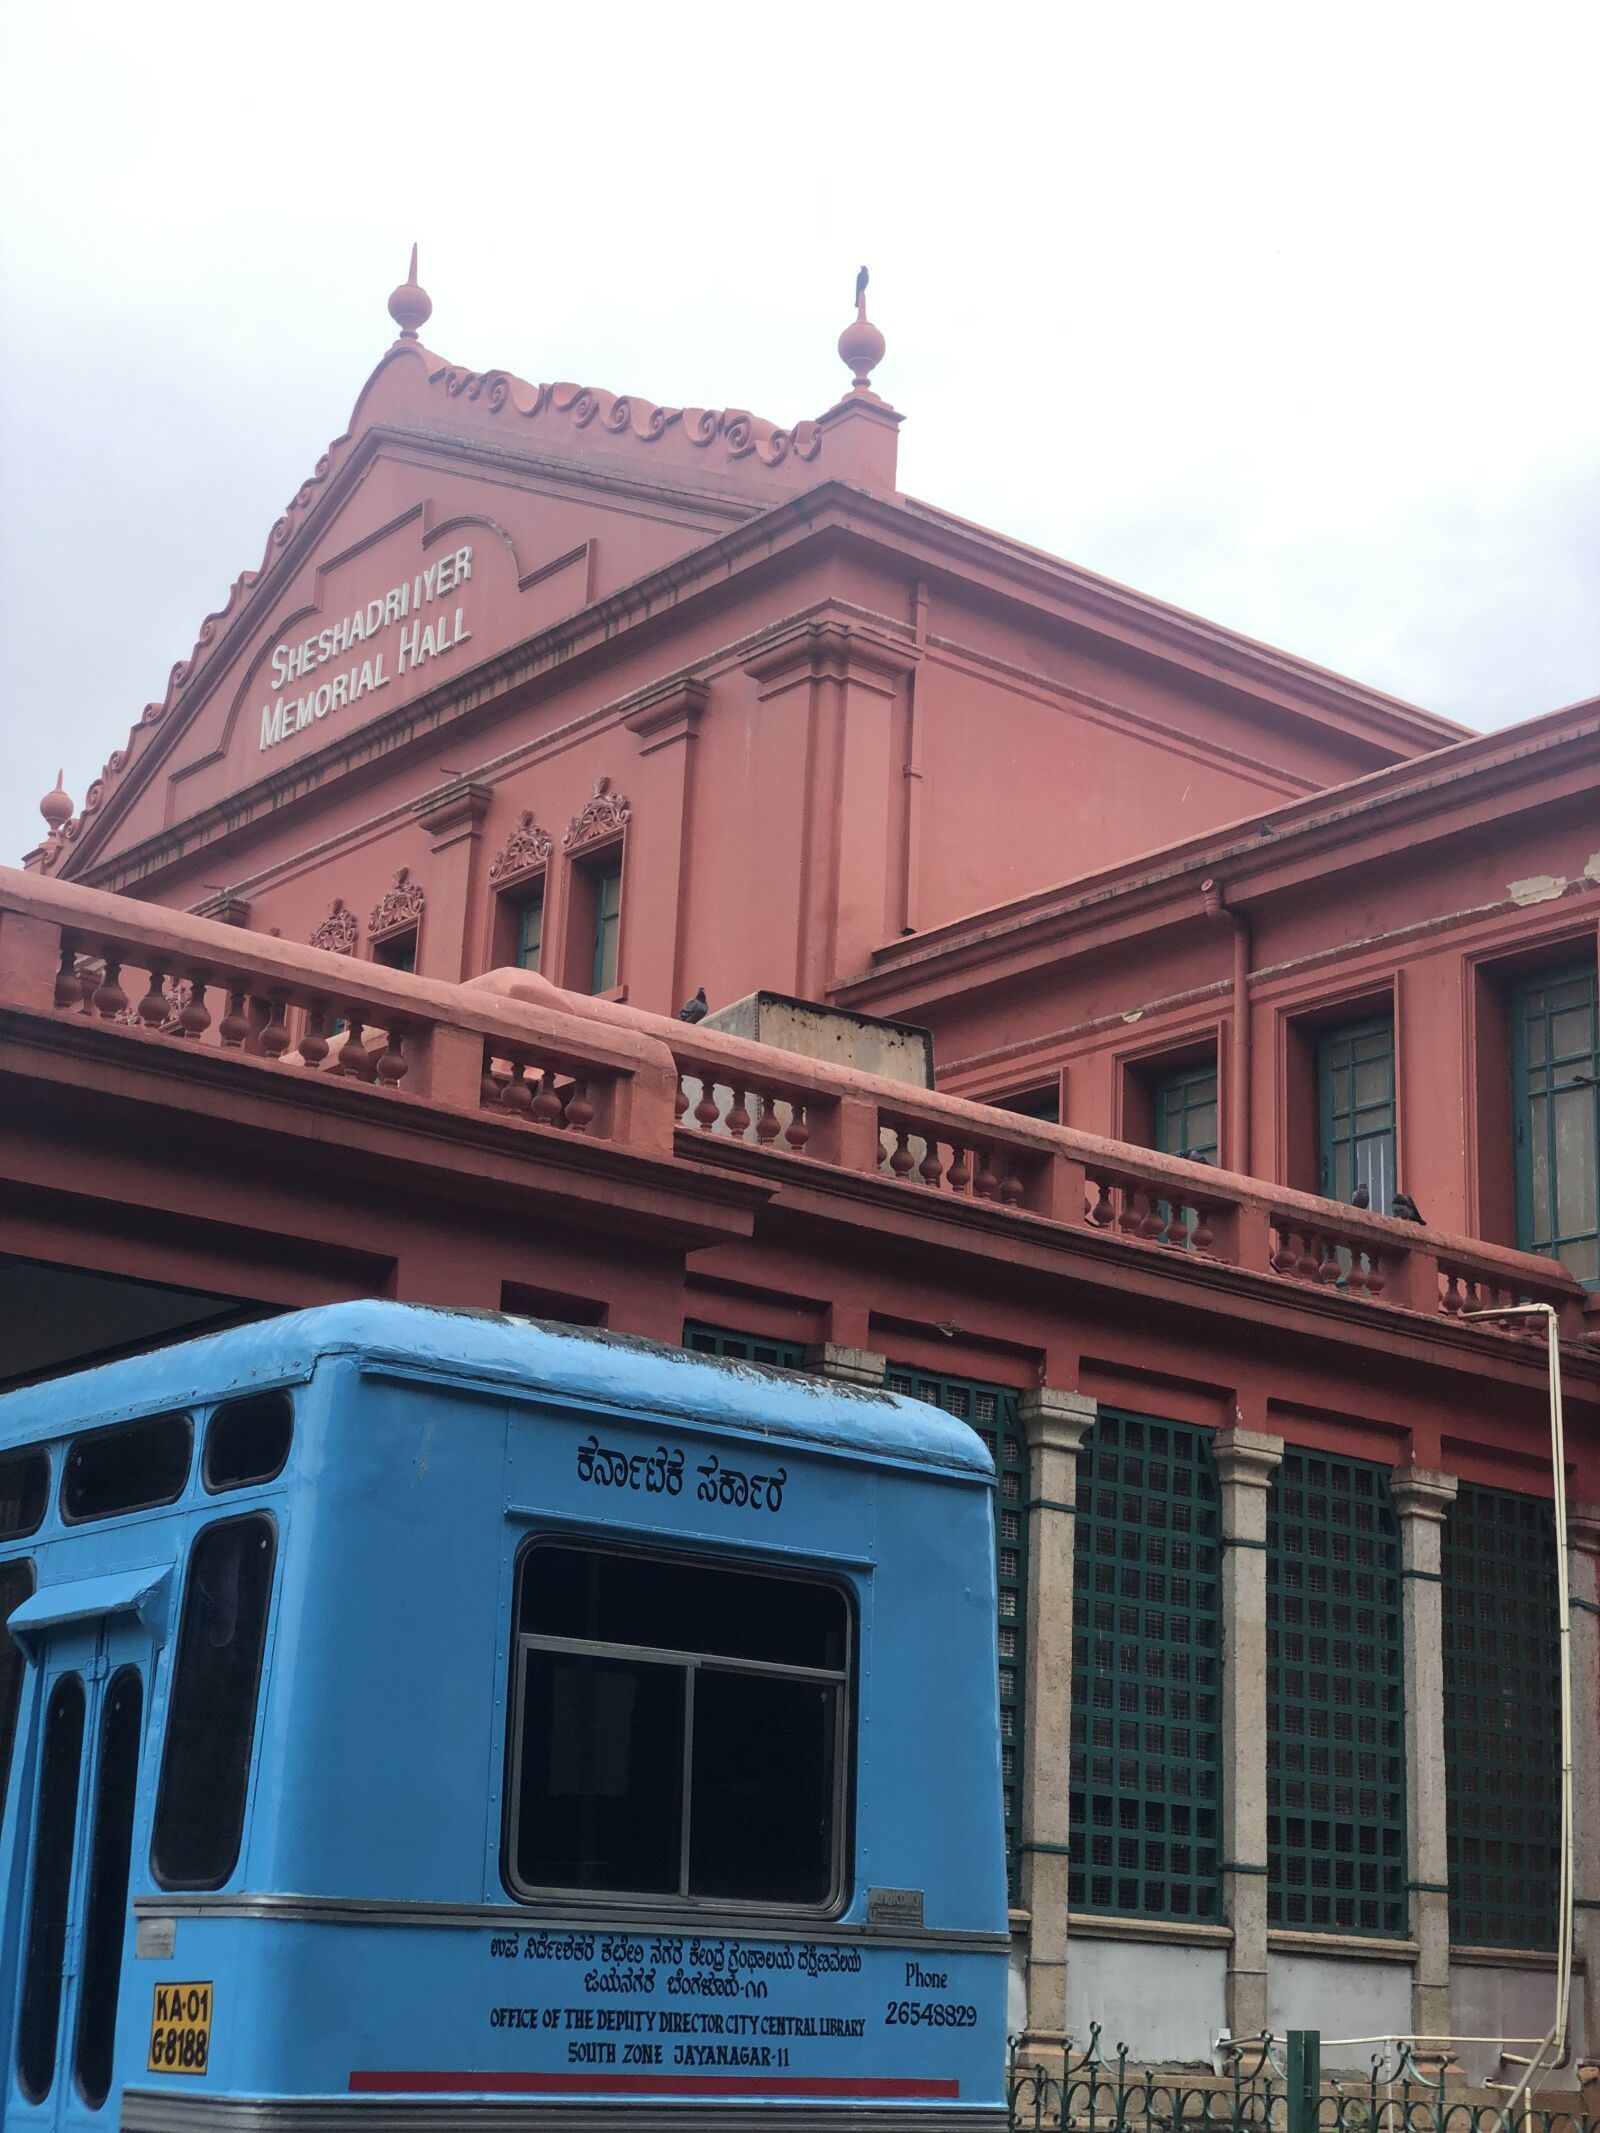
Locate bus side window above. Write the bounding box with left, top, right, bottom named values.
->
left=151, top=1515, right=277, bottom=1890
left=63, top=1412, right=190, bottom=1523
left=506, top=1542, right=851, bottom=1912
left=0, top=1449, right=49, bottom=1538
left=204, top=1392, right=293, bottom=1492
left=0, top=1557, right=36, bottom=1818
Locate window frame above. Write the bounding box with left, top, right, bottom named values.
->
left=1151, top=1061, right=1219, bottom=1164
left=1315, top=1015, right=1397, bottom=1212
left=515, top=880, right=546, bottom=975
left=589, top=858, right=623, bottom=995
left=60, top=1411, right=192, bottom=1526
left=501, top=1536, right=855, bottom=1919
left=1509, top=962, right=1600, bottom=1288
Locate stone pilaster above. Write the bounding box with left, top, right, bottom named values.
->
left=1391, top=1466, right=1459, bottom=2041
left=1213, top=1427, right=1285, bottom=2040
left=1016, top=1386, right=1096, bottom=2062
left=805, top=1342, right=886, bottom=1388
left=1567, top=1502, right=1600, bottom=2053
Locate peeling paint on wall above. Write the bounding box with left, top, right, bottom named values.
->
left=1584, top=850, right=1600, bottom=883
left=1507, top=873, right=1568, bottom=906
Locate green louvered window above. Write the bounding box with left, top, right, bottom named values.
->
left=1267, top=1451, right=1406, bottom=1935
left=1511, top=964, right=1600, bottom=1287
left=683, top=1323, right=808, bottom=1370
left=1152, top=1063, right=1219, bottom=1165
left=1069, top=1411, right=1222, bottom=1920
left=887, top=1368, right=1026, bottom=1901
left=1317, top=1018, right=1397, bottom=1213
left=1442, top=1484, right=1560, bottom=1949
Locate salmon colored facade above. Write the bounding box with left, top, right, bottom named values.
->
left=7, top=263, right=1600, bottom=2084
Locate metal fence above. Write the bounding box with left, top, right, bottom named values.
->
left=1007, top=2027, right=1593, bottom=2133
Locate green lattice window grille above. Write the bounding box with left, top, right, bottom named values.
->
left=683, top=1322, right=808, bottom=1370
left=1266, top=1451, right=1406, bottom=1935
left=1511, top=964, right=1600, bottom=1288
left=1442, top=1484, right=1560, bottom=1949
left=1068, top=1411, right=1222, bottom=1921
left=1317, top=1018, right=1397, bottom=1214
left=887, top=1367, right=1026, bottom=1901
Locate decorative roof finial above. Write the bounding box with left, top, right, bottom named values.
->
left=387, top=243, right=433, bottom=341
left=39, top=770, right=73, bottom=836
left=837, top=264, right=886, bottom=397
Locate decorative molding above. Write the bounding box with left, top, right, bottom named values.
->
left=622, top=676, right=709, bottom=755
left=564, top=776, right=631, bottom=852
left=310, top=898, right=359, bottom=956
left=367, top=867, right=426, bottom=940
left=430, top=366, right=821, bottom=471
left=1212, top=1427, right=1286, bottom=1491
left=489, top=809, right=554, bottom=883
left=414, top=778, right=493, bottom=846
left=1389, top=1467, right=1460, bottom=1523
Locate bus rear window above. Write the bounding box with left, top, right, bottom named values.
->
left=506, top=1542, right=850, bottom=1910
left=0, top=1451, right=48, bottom=1538
left=151, top=1515, right=277, bottom=1889
left=204, top=1392, right=293, bottom=1492
left=62, top=1412, right=190, bottom=1523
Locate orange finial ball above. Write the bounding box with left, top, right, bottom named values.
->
left=40, top=770, right=73, bottom=833
left=388, top=243, right=433, bottom=340
left=838, top=264, right=886, bottom=394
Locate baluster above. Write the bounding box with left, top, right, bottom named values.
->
left=1001, top=1162, right=1024, bottom=1207
left=889, top=1129, right=915, bottom=1179
left=919, top=1137, right=945, bottom=1188
left=54, top=940, right=79, bottom=1009
left=504, top=1062, right=533, bottom=1115
left=1139, top=1190, right=1166, bottom=1239
left=1116, top=1183, right=1142, bottom=1233
left=674, top=1079, right=690, bottom=1121
left=948, top=1145, right=973, bottom=1193
left=92, top=957, right=128, bottom=1020
left=784, top=1101, right=809, bottom=1152
left=480, top=1050, right=505, bottom=1106
left=219, top=987, right=250, bottom=1048
left=1317, top=1236, right=1341, bottom=1284
left=693, top=1080, right=721, bottom=1132
left=756, top=1093, right=781, bottom=1144
left=532, top=1070, right=565, bottom=1125
left=1439, top=1269, right=1463, bottom=1314
left=1165, top=1201, right=1191, bottom=1249
left=259, top=994, right=291, bottom=1060
left=336, top=1019, right=367, bottom=1077
left=974, top=1147, right=1000, bottom=1200
left=78, top=959, right=99, bottom=1014
left=1190, top=1205, right=1215, bottom=1253
left=726, top=1088, right=751, bottom=1139
left=1295, top=1233, right=1321, bottom=1280
left=1087, top=1176, right=1115, bottom=1226
left=1363, top=1253, right=1387, bottom=1298
left=300, top=1002, right=332, bottom=1069
left=136, top=966, right=169, bottom=1028
left=1345, top=1253, right=1369, bottom=1295
left=564, top=1081, right=594, bottom=1134
left=1270, top=1225, right=1299, bottom=1274
left=375, top=1027, right=408, bottom=1087
left=179, top=971, right=211, bottom=1040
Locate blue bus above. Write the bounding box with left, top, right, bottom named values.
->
left=0, top=1302, right=1008, bottom=2130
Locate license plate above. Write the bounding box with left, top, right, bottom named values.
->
left=147, top=1981, right=212, bottom=2075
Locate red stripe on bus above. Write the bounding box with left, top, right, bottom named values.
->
left=349, top=2071, right=959, bottom=2099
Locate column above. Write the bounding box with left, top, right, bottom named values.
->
left=1567, top=1502, right=1600, bottom=2053
left=1213, top=1427, right=1285, bottom=2040
left=1016, top=1385, right=1096, bottom=2064
left=414, top=779, right=493, bottom=981
left=1391, top=1466, right=1459, bottom=2042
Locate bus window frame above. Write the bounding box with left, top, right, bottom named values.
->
left=501, top=1535, right=857, bottom=1921
left=0, top=1448, right=50, bottom=1540
left=60, top=1410, right=193, bottom=1527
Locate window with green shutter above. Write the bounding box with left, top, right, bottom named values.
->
left=1511, top=965, right=1600, bottom=1288
left=1069, top=1411, right=1222, bottom=1920
left=1442, top=1484, right=1560, bottom=1949
left=1317, top=1018, right=1397, bottom=1213
left=1152, top=1064, right=1219, bottom=1164
left=516, top=884, right=545, bottom=973
left=1266, top=1451, right=1406, bottom=1935
left=683, top=1323, right=808, bottom=1370
left=886, top=1368, right=1026, bottom=1901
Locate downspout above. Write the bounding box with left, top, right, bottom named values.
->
left=1202, top=878, right=1251, bottom=1175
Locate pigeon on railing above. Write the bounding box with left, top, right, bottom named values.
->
left=1391, top=1191, right=1426, bottom=1223
left=1351, top=1181, right=1371, bottom=1210
left=678, top=987, right=708, bottom=1023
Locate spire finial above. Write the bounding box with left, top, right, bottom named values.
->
left=837, top=263, right=886, bottom=396
left=39, top=770, right=73, bottom=835
left=387, top=243, right=433, bottom=341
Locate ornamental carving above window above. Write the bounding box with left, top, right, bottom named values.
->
left=310, top=898, right=358, bottom=956
left=368, top=867, right=427, bottom=940
left=489, top=809, right=553, bottom=882
left=564, top=775, right=631, bottom=851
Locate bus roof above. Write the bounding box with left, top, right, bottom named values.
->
left=0, top=1301, right=996, bottom=1479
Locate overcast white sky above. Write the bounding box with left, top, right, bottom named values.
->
left=2, top=1, right=1596, bottom=870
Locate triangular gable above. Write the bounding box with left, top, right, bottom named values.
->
left=41, top=333, right=862, bottom=879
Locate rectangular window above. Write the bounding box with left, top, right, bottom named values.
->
left=887, top=1368, right=1026, bottom=1900
left=1152, top=1064, right=1219, bottom=1164
left=371, top=930, right=416, bottom=972
left=1442, top=1484, right=1559, bottom=1949
left=1069, top=1411, right=1221, bottom=1920
left=505, top=1542, right=850, bottom=1909
left=591, top=863, right=623, bottom=994
left=684, top=1322, right=808, bottom=1370
left=1317, top=1018, right=1396, bottom=1212
left=152, top=1514, right=278, bottom=1889
left=1267, top=1452, right=1406, bottom=1935
left=63, top=1411, right=191, bottom=1524
left=1511, top=964, right=1600, bottom=1286
left=996, top=1086, right=1061, bottom=1125
left=516, top=884, right=545, bottom=974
